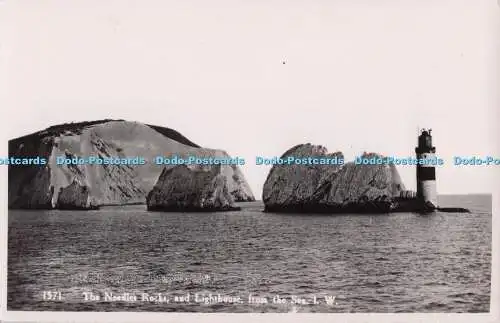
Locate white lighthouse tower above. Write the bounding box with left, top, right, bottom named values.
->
left=415, top=129, right=437, bottom=208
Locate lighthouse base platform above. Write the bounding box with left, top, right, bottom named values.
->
left=393, top=198, right=470, bottom=214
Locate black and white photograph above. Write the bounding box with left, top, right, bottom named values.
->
left=0, top=0, right=498, bottom=321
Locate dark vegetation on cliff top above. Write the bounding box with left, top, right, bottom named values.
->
left=146, top=124, right=200, bottom=148
left=8, top=119, right=200, bottom=148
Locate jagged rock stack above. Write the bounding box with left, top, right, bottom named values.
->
left=146, top=164, right=240, bottom=212
left=262, top=143, right=406, bottom=213
left=56, top=180, right=99, bottom=210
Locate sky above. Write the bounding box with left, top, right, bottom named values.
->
left=0, top=0, right=499, bottom=197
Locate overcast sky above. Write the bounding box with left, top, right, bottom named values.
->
left=1, top=0, right=498, bottom=197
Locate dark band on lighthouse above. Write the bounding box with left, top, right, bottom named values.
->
left=416, top=167, right=435, bottom=181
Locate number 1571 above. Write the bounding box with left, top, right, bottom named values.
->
left=42, top=291, right=62, bottom=301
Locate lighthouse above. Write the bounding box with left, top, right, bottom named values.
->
left=415, top=129, right=437, bottom=208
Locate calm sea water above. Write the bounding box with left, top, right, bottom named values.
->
left=8, top=195, right=491, bottom=312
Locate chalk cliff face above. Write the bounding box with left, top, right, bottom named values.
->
left=146, top=164, right=240, bottom=212
left=262, top=144, right=406, bottom=213
left=9, top=119, right=254, bottom=209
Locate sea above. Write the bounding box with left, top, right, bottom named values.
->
left=7, top=194, right=492, bottom=313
